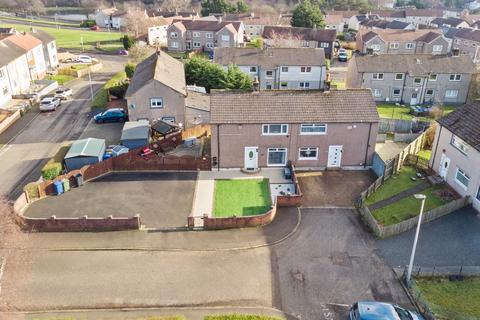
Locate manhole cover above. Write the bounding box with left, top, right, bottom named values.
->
left=330, top=251, right=352, bottom=267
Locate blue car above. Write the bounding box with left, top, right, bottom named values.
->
left=350, top=301, right=424, bottom=320
left=94, top=108, right=128, bottom=123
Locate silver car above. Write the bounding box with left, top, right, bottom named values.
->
left=39, top=96, right=61, bottom=112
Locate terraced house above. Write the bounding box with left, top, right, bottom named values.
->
left=213, top=47, right=327, bottom=90
left=356, top=29, right=449, bottom=55
left=430, top=103, right=480, bottom=212
left=346, top=53, right=474, bottom=105
left=167, top=19, right=244, bottom=52
left=210, top=90, right=379, bottom=170
left=449, top=28, right=480, bottom=63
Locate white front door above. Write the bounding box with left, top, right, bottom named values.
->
left=410, top=92, right=418, bottom=105
left=244, top=147, right=258, bottom=170
left=439, top=154, right=450, bottom=179
left=327, top=145, right=343, bottom=168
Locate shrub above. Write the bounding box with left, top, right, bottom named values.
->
left=122, top=34, right=135, bottom=50
left=41, top=162, right=62, bottom=181
left=24, top=182, right=40, bottom=200
left=125, top=63, right=136, bottom=79
left=80, top=20, right=96, bottom=27
left=109, top=82, right=128, bottom=98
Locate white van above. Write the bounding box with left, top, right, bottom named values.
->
left=76, top=55, right=93, bottom=63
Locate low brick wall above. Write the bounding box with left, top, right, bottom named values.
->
left=0, top=109, right=21, bottom=135
left=13, top=191, right=140, bottom=232
left=203, top=204, right=277, bottom=230
left=277, top=164, right=303, bottom=207
left=359, top=196, right=470, bottom=238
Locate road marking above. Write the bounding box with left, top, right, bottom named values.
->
left=0, top=257, right=6, bottom=296
left=0, top=144, right=13, bottom=158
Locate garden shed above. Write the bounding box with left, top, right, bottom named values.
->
left=64, top=138, right=106, bottom=171
left=120, top=120, right=150, bottom=149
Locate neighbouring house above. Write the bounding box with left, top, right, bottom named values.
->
left=147, top=17, right=171, bottom=46
left=167, top=19, right=244, bottom=52
left=214, top=47, right=327, bottom=90
left=125, top=51, right=209, bottom=128
left=450, top=28, right=480, bottom=62
left=5, top=33, right=46, bottom=80
left=30, top=29, right=58, bottom=71
left=404, top=9, right=444, bottom=26
left=146, top=10, right=198, bottom=19
left=324, top=10, right=359, bottom=29
left=222, top=13, right=275, bottom=38
left=64, top=138, right=106, bottom=171
left=346, top=53, right=474, bottom=105
left=325, top=14, right=345, bottom=33
left=370, top=10, right=407, bottom=22
left=0, top=39, right=30, bottom=106
left=210, top=89, right=379, bottom=170
left=262, top=26, right=336, bottom=58
left=359, top=19, right=415, bottom=30
left=356, top=29, right=449, bottom=55
left=95, top=8, right=127, bottom=29
left=120, top=120, right=151, bottom=149
left=347, top=14, right=381, bottom=31
left=431, top=17, right=470, bottom=29
left=430, top=103, right=480, bottom=212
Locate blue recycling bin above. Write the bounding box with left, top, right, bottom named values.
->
left=53, top=180, right=64, bottom=195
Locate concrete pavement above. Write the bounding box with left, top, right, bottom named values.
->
left=0, top=54, right=127, bottom=199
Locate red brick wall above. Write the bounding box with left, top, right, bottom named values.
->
left=203, top=205, right=277, bottom=230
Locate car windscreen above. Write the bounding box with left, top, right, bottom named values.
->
left=41, top=100, right=51, bottom=104
left=394, top=306, right=413, bottom=320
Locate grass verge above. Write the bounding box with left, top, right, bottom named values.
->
left=46, top=74, right=75, bottom=85
left=91, top=71, right=127, bottom=110
left=0, top=23, right=123, bottom=51
left=372, top=184, right=452, bottom=226
left=414, top=277, right=480, bottom=320
left=365, top=166, right=423, bottom=206
left=0, top=15, right=79, bottom=27
left=213, top=178, right=271, bottom=217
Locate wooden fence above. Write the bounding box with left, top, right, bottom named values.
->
left=359, top=196, right=469, bottom=238
left=182, top=125, right=211, bottom=139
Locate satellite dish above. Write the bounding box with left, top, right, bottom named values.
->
left=189, top=115, right=203, bottom=125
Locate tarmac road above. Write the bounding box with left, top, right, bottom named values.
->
left=0, top=54, right=127, bottom=199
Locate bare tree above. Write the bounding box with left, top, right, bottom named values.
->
left=128, top=43, right=155, bottom=63
left=265, top=30, right=304, bottom=48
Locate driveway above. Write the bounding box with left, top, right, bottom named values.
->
left=79, top=118, right=123, bottom=146
left=24, top=171, right=197, bottom=229
left=297, top=170, right=376, bottom=207
left=377, top=206, right=480, bottom=267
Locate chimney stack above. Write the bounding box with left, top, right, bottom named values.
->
left=253, top=77, right=260, bottom=91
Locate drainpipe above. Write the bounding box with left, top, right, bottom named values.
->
left=420, top=75, right=429, bottom=104
left=400, top=73, right=407, bottom=104
left=431, top=124, right=442, bottom=170
left=363, top=122, right=373, bottom=168
left=217, top=124, right=220, bottom=171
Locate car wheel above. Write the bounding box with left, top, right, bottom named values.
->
left=97, top=119, right=103, bottom=124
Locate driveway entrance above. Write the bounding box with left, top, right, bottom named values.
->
left=297, top=170, right=376, bottom=207
left=24, top=171, right=197, bottom=229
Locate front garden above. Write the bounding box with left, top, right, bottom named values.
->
left=376, top=103, right=454, bottom=122
left=213, top=179, right=272, bottom=218
left=413, top=277, right=480, bottom=320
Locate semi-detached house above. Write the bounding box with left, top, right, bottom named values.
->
left=30, top=29, right=58, bottom=71
left=213, top=47, right=327, bottom=90
left=430, top=103, right=480, bottom=212
left=210, top=89, right=379, bottom=170
left=346, top=53, right=474, bottom=105
left=167, top=19, right=244, bottom=52
left=6, top=33, right=46, bottom=80
left=0, top=38, right=30, bottom=107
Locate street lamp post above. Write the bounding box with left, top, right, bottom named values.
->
left=406, top=194, right=427, bottom=286
left=87, top=68, right=94, bottom=101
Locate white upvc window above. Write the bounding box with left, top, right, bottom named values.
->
left=206, top=32, right=213, bottom=38
left=298, top=147, right=319, bottom=160
left=395, top=73, right=404, bottom=80
left=280, top=82, right=288, bottom=89
left=389, top=42, right=399, bottom=49
left=299, top=82, right=310, bottom=88
left=267, top=148, right=287, bottom=166
left=300, top=66, right=311, bottom=73
left=429, top=74, right=437, bottom=81
left=445, top=89, right=458, bottom=98
left=161, top=116, right=175, bottom=123
left=265, top=70, right=273, bottom=78
left=320, top=42, right=329, bottom=48
left=451, top=135, right=470, bottom=155
left=249, top=66, right=257, bottom=73
left=300, top=123, right=326, bottom=135
left=392, top=89, right=401, bottom=97
left=262, top=124, right=288, bottom=135
left=455, top=167, right=470, bottom=190
left=449, top=74, right=462, bottom=81
left=372, top=88, right=382, bottom=97
left=150, top=97, right=163, bottom=108
left=433, top=45, right=443, bottom=53
left=425, top=89, right=434, bottom=96
left=370, top=44, right=380, bottom=51
left=414, top=77, right=422, bottom=85
left=372, top=73, right=384, bottom=80
left=193, top=41, right=201, bottom=48
left=405, top=42, right=414, bottom=49
left=206, top=42, right=214, bottom=48
left=221, top=34, right=230, bottom=41
left=171, top=41, right=178, bottom=48
left=170, top=32, right=178, bottom=39
left=193, top=32, right=200, bottom=37
left=281, top=66, right=289, bottom=73
left=302, top=40, right=309, bottom=47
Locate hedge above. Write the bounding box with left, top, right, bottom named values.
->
left=24, top=182, right=40, bottom=200
left=40, top=145, right=70, bottom=181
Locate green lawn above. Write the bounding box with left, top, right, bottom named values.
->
left=331, top=80, right=346, bottom=89
left=417, top=149, right=432, bottom=160
left=372, top=184, right=452, bottom=226
left=0, top=15, right=79, bottom=27
left=0, top=23, right=123, bottom=51
left=205, top=315, right=282, bottom=320
left=91, top=71, right=127, bottom=110
left=414, top=277, right=480, bottom=320
left=46, top=74, right=74, bottom=85
left=365, top=166, right=423, bottom=206
left=213, top=179, right=272, bottom=217
left=376, top=104, right=455, bottom=122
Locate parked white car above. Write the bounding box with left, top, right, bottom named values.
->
left=39, top=96, right=61, bottom=112
left=76, top=55, right=93, bottom=63
left=54, top=87, right=73, bottom=100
